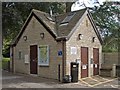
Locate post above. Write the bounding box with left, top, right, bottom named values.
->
left=58, top=64, right=60, bottom=82
left=112, top=64, right=116, bottom=77
left=62, top=40, right=65, bottom=82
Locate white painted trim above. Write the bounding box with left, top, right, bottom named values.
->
left=30, top=43, right=38, bottom=46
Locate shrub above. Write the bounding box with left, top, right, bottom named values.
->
left=2, top=58, right=10, bottom=70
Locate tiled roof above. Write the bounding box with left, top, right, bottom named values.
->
left=11, top=8, right=103, bottom=46
left=32, top=9, right=86, bottom=37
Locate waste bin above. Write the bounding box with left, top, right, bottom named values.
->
left=71, top=62, right=79, bottom=82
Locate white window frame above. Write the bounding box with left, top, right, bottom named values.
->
left=38, top=45, right=49, bottom=66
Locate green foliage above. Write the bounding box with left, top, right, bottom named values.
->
left=92, top=2, right=120, bottom=52
left=2, top=2, right=120, bottom=54
left=2, top=2, right=65, bottom=56
left=2, top=57, right=10, bottom=62
left=2, top=58, right=10, bottom=70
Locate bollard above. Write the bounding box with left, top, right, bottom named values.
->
left=112, top=64, right=116, bottom=78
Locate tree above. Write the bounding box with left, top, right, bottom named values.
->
left=2, top=2, right=65, bottom=57
left=91, top=2, right=120, bottom=52
left=71, top=0, right=120, bottom=52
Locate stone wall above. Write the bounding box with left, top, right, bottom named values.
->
left=102, top=53, right=119, bottom=68
left=12, top=16, right=63, bottom=80
left=66, top=14, right=102, bottom=79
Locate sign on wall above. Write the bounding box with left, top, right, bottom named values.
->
left=58, top=50, right=62, bottom=56
left=95, top=64, right=98, bottom=68
left=82, top=65, right=87, bottom=69
left=38, top=45, right=49, bottom=66
left=25, top=54, right=29, bottom=63
left=71, top=47, right=77, bottom=55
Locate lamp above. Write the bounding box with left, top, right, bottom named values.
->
left=40, top=33, right=44, bottom=39
left=78, top=34, right=83, bottom=40
left=23, top=36, right=27, bottom=41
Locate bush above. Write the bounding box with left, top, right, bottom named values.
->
left=2, top=58, right=10, bottom=70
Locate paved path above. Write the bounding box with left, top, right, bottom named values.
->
left=2, top=70, right=119, bottom=89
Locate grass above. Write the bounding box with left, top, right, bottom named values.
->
left=2, top=58, right=10, bottom=62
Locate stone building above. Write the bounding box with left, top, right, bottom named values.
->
left=10, top=8, right=103, bottom=81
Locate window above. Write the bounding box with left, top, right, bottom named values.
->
left=86, top=19, right=88, bottom=27
left=61, top=12, right=76, bottom=24
left=60, top=23, right=68, bottom=26
left=18, top=51, right=22, bottom=60
left=92, top=37, right=96, bottom=43
left=38, top=45, right=49, bottom=66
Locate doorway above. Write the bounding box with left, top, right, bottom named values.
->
left=81, top=47, right=88, bottom=78
left=93, top=48, right=99, bottom=75
left=30, top=45, right=38, bottom=74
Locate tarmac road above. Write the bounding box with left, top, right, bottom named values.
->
left=2, top=70, right=119, bottom=90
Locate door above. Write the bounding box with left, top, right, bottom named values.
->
left=93, top=48, right=99, bottom=75
left=81, top=47, right=88, bottom=78
left=30, top=45, right=37, bottom=74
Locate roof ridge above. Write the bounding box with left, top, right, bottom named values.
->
left=32, top=9, right=49, bottom=15
left=32, top=8, right=87, bottom=17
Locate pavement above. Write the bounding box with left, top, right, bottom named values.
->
left=2, top=70, right=120, bottom=89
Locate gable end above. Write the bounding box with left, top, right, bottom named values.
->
left=11, top=11, right=57, bottom=46
left=87, top=11, right=103, bottom=45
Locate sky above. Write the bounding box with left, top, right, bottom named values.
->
left=71, top=0, right=120, bottom=11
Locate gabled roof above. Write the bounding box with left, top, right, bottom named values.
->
left=11, top=8, right=103, bottom=46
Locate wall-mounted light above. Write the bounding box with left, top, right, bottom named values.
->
left=23, top=36, right=27, bottom=41
left=40, top=33, right=44, bottom=39
left=78, top=34, right=83, bottom=40
left=92, top=37, right=95, bottom=42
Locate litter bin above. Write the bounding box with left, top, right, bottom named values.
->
left=71, top=62, right=79, bottom=82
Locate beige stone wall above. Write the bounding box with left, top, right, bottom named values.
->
left=13, top=16, right=63, bottom=80
left=66, top=14, right=102, bottom=79
left=102, top=53, right=119, bottom=65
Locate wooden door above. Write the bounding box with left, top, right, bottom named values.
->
left=30, top=45, right=37, bottom=74
left=81, top=47, right=88, bottom=78
left=93, top=48, right=99, bottom=75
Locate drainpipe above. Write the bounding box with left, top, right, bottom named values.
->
left=11, top=45, right=14, bottom=73
left=62, top=39, right=65, bottom=82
